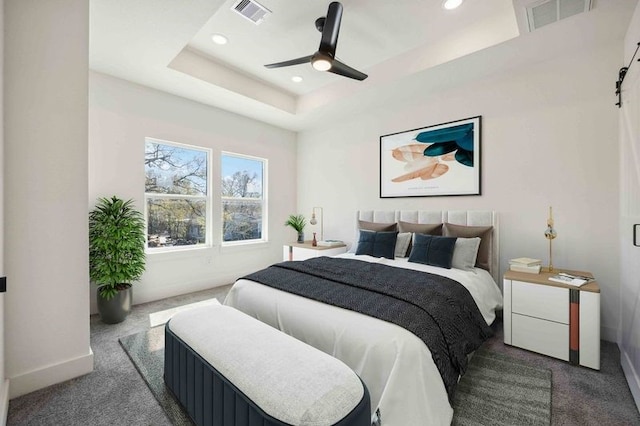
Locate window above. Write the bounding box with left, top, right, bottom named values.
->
left=221, top=152, right=267, bottom=244
left=145, top=139, right=210, bottom=250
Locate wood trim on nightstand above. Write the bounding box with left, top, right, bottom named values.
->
left=503, top=269, right=600, bottom=293
left=286, top=241, right=347, bottom=250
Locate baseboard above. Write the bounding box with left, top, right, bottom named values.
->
left=0, top=379, right=9, bottom=426
left=90, top=278, right=236, bottom=315
left=133, top=278, right=235, bottom=306
left=621, top=347, right=640, bottom=412
left=9, top=349, right=93, bottom=399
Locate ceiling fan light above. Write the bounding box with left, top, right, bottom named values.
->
left=211, top=33, right=228, bottom=45
left=312, top=58, right=332, bottom=71
left=442, top=0, right=464, bottom=10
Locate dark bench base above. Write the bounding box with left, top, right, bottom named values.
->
left=164, top=324, right=371, bottom=426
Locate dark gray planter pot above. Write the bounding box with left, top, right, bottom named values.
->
left=97, top=286, right=132, bottom=324
left=297, top=232, right=304, bottom=243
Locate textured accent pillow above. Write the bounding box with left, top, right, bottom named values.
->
left=358, top=220, right=398, bottom=232
left=451, top=237, right=481, bottom=271
left=442, top=223, right=493, bottom=271
left=394, top=232, right=412, bottom=258
left=356, top=230, right=398, bottom=259
left=408, top=234, right=457, bottom=269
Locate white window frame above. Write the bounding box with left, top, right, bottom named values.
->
left=220, top=151, right=268, bottom=246
left=144, top=137, right=212, bottom=253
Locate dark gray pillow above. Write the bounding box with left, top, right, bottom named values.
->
left=442, top=223, right=493, bottom=271
left=408, top=234, right=457, bottom=269
left=356, top=230, right=398, bottom=259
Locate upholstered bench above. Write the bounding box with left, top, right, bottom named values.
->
left=164, top=304, right=371, bottom=426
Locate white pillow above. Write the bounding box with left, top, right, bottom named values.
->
left=394, top=232, right=412, bottom=258
left=451, top=237, right=481, bottom=271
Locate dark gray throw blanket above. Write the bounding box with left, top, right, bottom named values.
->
left=242, top=256, right=493, bottom=403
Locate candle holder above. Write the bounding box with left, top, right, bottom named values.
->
left=544, top=206, right=557, bottom=272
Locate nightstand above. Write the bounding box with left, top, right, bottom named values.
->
left=283, top=241, right=347, bottom=261
left=503, top=269, right=600, bottom=370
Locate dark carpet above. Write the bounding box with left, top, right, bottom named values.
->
left=120, top=325, right=552, bottom=426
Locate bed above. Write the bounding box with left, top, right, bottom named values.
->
left=224, top=210, right=503, bottom=426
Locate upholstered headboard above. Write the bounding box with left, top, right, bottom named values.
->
left=355, top=210, right=500, bottom=283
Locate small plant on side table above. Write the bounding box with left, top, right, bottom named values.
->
left=285, top=214, right=307, bottom=243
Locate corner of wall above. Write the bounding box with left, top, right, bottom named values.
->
left=621, top=348, right=640, bottom=412
left=0, top=378, right=8, bottom=426
left=601, top=325, right=618, bottom=343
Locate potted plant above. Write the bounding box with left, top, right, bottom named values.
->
left=89, top=196, right=146, bottom=324
left=285, top=214, right=307, bottom=243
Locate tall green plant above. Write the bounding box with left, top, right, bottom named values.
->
left=89, top=196, right=146, bottom=300
left=284, top=214, right=306, bottom=233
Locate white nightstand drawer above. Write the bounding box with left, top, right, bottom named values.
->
left=512, top=314, right=569, bottom=361
left=512, top=280, right=569, bottom=324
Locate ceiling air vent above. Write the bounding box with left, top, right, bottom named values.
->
left=232, top=0, right=271, bottom=25
left=513, top=0, right=592, bottom=33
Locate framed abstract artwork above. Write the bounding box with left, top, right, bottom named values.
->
left=380, top=116, right=481, bottom=198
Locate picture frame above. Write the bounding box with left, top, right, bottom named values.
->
left=379, top=116, right=481, bottom=198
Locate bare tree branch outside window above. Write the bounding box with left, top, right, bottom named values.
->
left=221, top=154, right=265, bottom=243
left=145, top=140, right=209, bottom=248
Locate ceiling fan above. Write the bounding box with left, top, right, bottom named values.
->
left=264, top=2, right=368, bottom=81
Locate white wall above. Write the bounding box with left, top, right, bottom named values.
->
left=89, top=73, right=297, bottom=309
left=4, top=0, right=92, bottom=398
left=297, top=25, right=621, bottom=341
left=619, top=0, right=640, bottom=410
left=0, top=0, right=7, bottom=420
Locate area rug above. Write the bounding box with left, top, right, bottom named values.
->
left=452, top=347, right=552, bottom=425
left=120, top=327, right=552, bottom=426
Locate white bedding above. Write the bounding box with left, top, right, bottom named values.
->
left=223, top=253, right=503, bottom=426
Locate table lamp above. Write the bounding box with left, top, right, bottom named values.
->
left=544, top=206, right=557, bottom=272
left=310, top=207, right=323, bottom=242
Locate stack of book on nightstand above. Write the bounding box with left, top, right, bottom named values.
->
left=317, top=239, right=344, bottom=247
left=509, top=257, right=542, bottom=274
left=548, top=272, right=594, bottom=287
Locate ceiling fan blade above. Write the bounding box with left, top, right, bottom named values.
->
left=264, top=55, right=313, bottom=69
left=319, top=2, right=343, bottom=57
left=328, top=58, right=368, bottom=81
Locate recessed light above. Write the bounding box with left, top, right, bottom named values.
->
left=442, top=0, right=463, bottom=10
left=291, top=76, right=303, bottom=83
left=211, top=33, right=228, bottom=45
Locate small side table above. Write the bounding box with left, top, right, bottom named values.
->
left=282, top=241, right=347, bottom=261
left=503, top=268, right=600, bottom=370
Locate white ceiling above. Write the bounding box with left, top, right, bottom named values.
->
left=89, top=0, right=637, bottom=131
left=188, top=0, right=518, bottom=95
